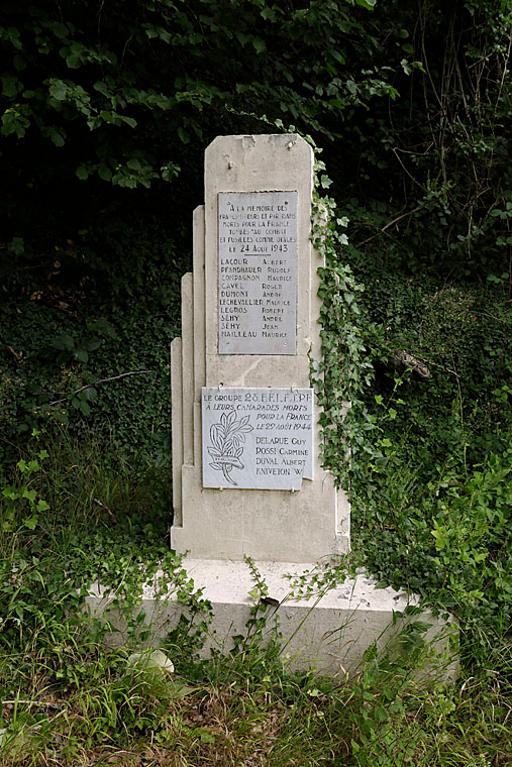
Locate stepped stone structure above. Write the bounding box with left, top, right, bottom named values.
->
left=163, top=134, right=455, bottom=673
left=170, top=134, right=350, bottom=562
left=88, top=134, right=455, bottom=676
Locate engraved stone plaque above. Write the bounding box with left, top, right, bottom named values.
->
left=202, top=387, right=313, bottom=490
left=218, top=191, right=298, bottom=355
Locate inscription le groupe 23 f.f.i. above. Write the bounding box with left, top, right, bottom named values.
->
left=202, top=388, right=314, bottom=491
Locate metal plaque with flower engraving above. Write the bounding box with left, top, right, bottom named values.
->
left=202, top=387, right=313, bottom=490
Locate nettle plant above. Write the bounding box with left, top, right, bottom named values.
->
left=1, top=429, right=50, bottom=533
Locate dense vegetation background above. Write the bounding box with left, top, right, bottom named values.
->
left=1, top=0, right=511, bottom=764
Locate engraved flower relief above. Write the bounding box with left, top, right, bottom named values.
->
left=207, top=410, right=254, bottom=486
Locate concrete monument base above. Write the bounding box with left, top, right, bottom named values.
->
left=86, top=558, right=457, bottom=677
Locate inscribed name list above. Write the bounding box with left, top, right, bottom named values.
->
left=218, top=191, right=298, bottom=355
left=202, top=387, right=313, bottom=490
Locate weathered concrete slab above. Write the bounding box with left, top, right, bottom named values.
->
left=170, top=134, right=350, bottom=561
left=87, top=559, right=458, bottom=678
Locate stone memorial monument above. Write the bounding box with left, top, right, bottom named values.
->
left=166, top=134, right=454, bottom=673
left=170, top=134, right=349, bottom=562
left=88, top=134, right=454, bottom=675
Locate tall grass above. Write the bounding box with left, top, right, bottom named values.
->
left=0, top=431, right=511, bottom=765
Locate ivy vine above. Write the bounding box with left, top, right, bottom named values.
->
left=310, top=146, right=377, bottom=493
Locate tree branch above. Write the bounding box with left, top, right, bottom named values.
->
left=356, top=204, right=425, bottom=247
left=48, top=369, right=152, bottom=407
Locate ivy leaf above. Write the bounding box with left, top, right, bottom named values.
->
left=1, top=108, right=30, bottom=138
left=260, top=8, right=276, bottom=21
left=2, top=74, right=21, bottom=98
left=51, top=333, right=75, bottom=351
left=98, top=164, right=112, bottom=181
left=120, top=115, right=137, bottom=129
left=74, top=349, right=89, bottom=363
left=62, top=42, right=85, bottom=68
left=48, top=79, right=68, bottom=101
left=177, top=126, right=190, bottom=144
left=161, top=162, right=180, bottom=182
left=46, top=21, right=70, bottom=40
left=43, top=125, right=66, bottom=147
left=251, top=37, right=266, bottom=54
left=71, top=396, right=91, bottom=416
left=0, top=26, right=23, bottom=50
left=143, top=24, right=172, bottom=44
left=76, top=164, right=89, bottom=180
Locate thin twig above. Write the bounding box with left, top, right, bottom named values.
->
left=356, top=204, right=424, bottom=247
left=93, top=498, right=117, bottom=522
left=48, top=369, right=152, bottom=406
left=2, top=700, right=62, bottom=710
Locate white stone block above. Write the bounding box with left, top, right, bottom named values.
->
left=170, top=337, right=183, bottom=523
left=170, top=135, right=350, bottom=561
left=204, top=135, right=314, bottom=383
left=202, top=387, right=314, bottom=489
left=181, top=272, right=194, bottom=466
left=218, top=190, right=298, bottom=355
left=86, top=559, right=457, bottom=678
left=192, top=206, right=206, bottom=405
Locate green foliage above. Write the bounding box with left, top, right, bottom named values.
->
left=310, top=129, right=512, bottom=674
left=312, top=150, right=377, bottom=490
left=0, top=427, right=510, bottom=765
left=0, top=0, right=396, bottom=192
left=1, top=1, right=512, bottom=763
left=355, top=450, right=512, bottom=645
left=0, top=220, right=182, bottom=466
left=342, top=0, right=512, bottom=276
left=2, top=0, right=511, bottom=288
left=1, top=432, right=49, bottom=536
left=430, top=453, right=512, bottom=619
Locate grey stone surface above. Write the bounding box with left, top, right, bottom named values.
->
left=218, top=191, right=298, bottom=355
left=181, top=273, right=194, bottom=466
left=202, top=387, right=313, bottom=489
left=87, top=559, right=458, bottom=679
left=170, top=337, right=183, bottom=525
left=170, top=134, right=351, bottom=561
left=204, top=135, right=315, bottom=388
left=90, top=134, right=457, bottom=680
